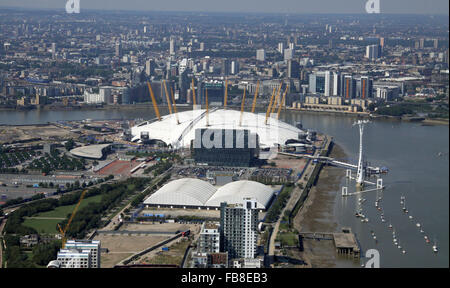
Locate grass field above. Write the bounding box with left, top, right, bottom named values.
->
left=36, top=194, right=103, bottom=218
left=277, top=231, right=299, bottom=247
left=22, top=218, right=63, bottom=234
left=22, top=194, right=103, bottom=234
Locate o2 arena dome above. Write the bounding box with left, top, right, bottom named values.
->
left=131, top=108, right=303, bottom=149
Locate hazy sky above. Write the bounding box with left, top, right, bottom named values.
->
left=1, top=0, right=449, bottom=14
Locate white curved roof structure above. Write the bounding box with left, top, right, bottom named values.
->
left=143, top=178, right=275, bottom=210
left=205, top=180, right=274, bottom=209
left=70, top=144, right=111, bottom=159
left=131, top=109, right=302, bottom=149
left=144, top=178, right=216, bottom=207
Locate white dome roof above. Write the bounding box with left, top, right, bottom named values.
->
left=131, top=108, right=302, bottom=148
left=144, top=178, right=216, bottom=207
left=205, top=180, right=274, bottom=209
left=144, top=178, right=275, bottom=209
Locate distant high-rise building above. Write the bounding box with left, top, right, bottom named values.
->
left=170, top=37, right=176, bottom=55
left=343, top=75, right=356, bottom=99
left=222, top=59, right=230, bottom=76
left=115, top=42, right=122, bottom=57
left=359, top=76, right=373, bottom=99
left=308, top=71, right=330, bottom=95
left=433, top=39, right=439, bottom=49
left=332, top=72, right=341, bottom=96
left=419, top=38, right=425, bottom=49
left=277, top=42, right=284, bottom=54
left=52, top=43, right=56, bottom=60
left=220, top=198, right=259, bottom=259
left=379, top=37, right=385, bottom=48
left=256, top=49, right=266, bottom=61
left=287, top=60, right=300, bottom=79
left=145, top=59, right=155, bottom=76
left=231, top=60, right=239, bottom=75
left=200, top=42, right=205, bottom=51
left=284, top=48, right=294, bottom=61
left=366, top=44, right=381, bottom=60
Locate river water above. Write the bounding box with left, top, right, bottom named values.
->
left=0, top=108, right=448, bottom=268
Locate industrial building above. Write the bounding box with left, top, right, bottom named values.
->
left=143, top=178, right=275, bottom=210
left=193, top=128, right=259, bottom=167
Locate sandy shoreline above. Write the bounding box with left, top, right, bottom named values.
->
left=293, top=143, right=350, bottom=268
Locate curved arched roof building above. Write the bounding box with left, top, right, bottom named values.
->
left=131, top=109, right=302, bottom=149
left=143, top=178, right=275, bottom=210
left=205, top=180, right=273, bottom=209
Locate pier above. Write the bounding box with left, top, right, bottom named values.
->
left=298, top=229, right=360, bottom=258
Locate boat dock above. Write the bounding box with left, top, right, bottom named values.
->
left=298, top=228, right=360, bottom=258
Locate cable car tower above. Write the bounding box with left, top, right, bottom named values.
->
left=354, top=120, right=369, bottom=188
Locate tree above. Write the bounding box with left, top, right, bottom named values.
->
left=64, top=139, right=75, bottom=151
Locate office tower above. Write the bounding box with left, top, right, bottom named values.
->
left=115, top=42, right=122, bottom=57
left=256, top=49, right=266, bottom=61
left=332, top=72, right=341, bottom=96
left=198, top=222, right=220, bottom=254
left=170, top=37, right=176, bottom=55
left=323, top=71, right=332, bottom=96
left=231, top=60, right=239, bottom=75
left=200, top=42, right=205, bottom=51
left=287, top=60, right=300, bottom=79
left=145, top=59, right=155, bottom=76
left=379, top=37, right=385, bottom=48
left=419, top=38, right=425, bottom=49
left=366, top=44, right=381, bottom=60
left=64, top=240, right=101, bottom=268
left=284, top=48, right=294, bottom=61
left=308, top=71, right=329, bottom=95
left=343, top=75, right=356, bottom=99
left=433, top=39, right=439, bottom=49
left=328, top=39, right=333, bottom=49
left=220, top=198, right=259, bottom=259
left=52, top=43, right=56, bottom=60
left=360, top=76, right=373, bottom=99
left=288, top=42, right=295, bottom=50
left=277, top=42, right=284, bottom=54
left=222, top=59, right=230, bottom=76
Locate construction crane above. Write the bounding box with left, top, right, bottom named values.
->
left=265, top=87, right=276, bottom=125
left=271, top=82, right=282, bottom=115
left=57, top=189, right=88, bottom=249
left=224, top=78, right=228, bottom=109
left=239, top=87, right=246, bottom=127
left=251, top=81, right=259, bottom=113
left=191, top=78, right=196, bottom=107
left=170, top=87, right=180, bottom=125
left=277, top=84, right=289, bottom=119
left=147, top=81, right=161, bottom=121
left=205, top=88, right=209, bottom=126
left=163, top=80, right=173, bottom=115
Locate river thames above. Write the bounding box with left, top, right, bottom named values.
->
left=1, top=107, right=448, bottom=267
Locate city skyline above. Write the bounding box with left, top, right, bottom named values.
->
left=0, top=0, right=449, bottom=15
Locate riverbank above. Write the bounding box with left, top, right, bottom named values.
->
left=293, top=143, right=354, bottom=268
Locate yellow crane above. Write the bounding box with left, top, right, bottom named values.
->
left=265, top=87, right=276, bottom=125
left=57, top=189, right=88, bottom=248
left=191, top=78, right=196, bottom=107
left=239, top=87, right=246, bottom=127
left=277, top=84, right=289, bottom=119
left=251, top=81, right=259, bottom=113
left=170, top=87, right=180, bottom=125
left=163, top=80, right=173, bottom=115
left=224, top=78, right=228, bottom=109
left=147, top=81, right=161, bottom=121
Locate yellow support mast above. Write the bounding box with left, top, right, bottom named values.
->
left=265, top=87, right=276, bottom=125
left=251, top=81, right=259, bottom=113
left=277, top=84, right=289, bottom=119
left=170, top=87, right=180, bottom=125
left=163, top=80, right=173, bottom=115
left=271, top=82, right=282, bottom=115
left=191, top=78, right=196, bottom=107
left=205, top=88, right=209, bottom=126
left=147, top=81, right=161, bottom=121
left=224, top=78, right=228, bottom=109
left=57, top=189, right=88, bottom=249
left=239, top=87, right=246, bottom=127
